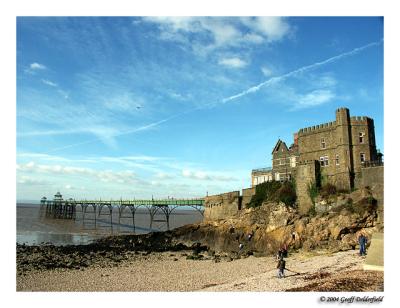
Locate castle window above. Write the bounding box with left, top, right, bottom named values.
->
left=290, top=156, right=296, bottom=167
left=320, top=156, right=329, bottom=167
left=321, top=138, right=326, bottom=149
left=359, top=132, right=365, bottom=143
left=335, top=154, right=339, bottom=165
left=279, top=159, right=285, bottom=165
left=360, top=153, right=366, bottom=163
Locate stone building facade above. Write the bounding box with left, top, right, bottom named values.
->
left=251, top=167, right=273, bottom=187
left=271, top=138, right=299, bottom=182
left=251, top=139, right=299, bottom=187
left=296, top=107, right=378, bottom=190
left=251, top=107, right=379, bottom=191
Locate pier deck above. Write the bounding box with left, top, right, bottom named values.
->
left=40, top=197, right=205, bottom=231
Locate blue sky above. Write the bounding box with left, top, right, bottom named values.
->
left=16, top=16, right=384, bottom=201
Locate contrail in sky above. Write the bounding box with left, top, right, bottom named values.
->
left=222, top=39, right=383, bottom=103
left=46, top=114, right=182, bottom=153
left=46, top=39, right=382, bottom=153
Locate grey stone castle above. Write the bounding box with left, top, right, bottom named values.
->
left=252, top=107, right=382, bottom=190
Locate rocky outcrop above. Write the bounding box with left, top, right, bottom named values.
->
left=172, top=187, right=380, bottom=255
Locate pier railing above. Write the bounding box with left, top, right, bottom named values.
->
left=39, top=197, right=205, bottom=232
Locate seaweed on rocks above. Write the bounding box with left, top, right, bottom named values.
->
left=16, top=231, right=201, bottom=274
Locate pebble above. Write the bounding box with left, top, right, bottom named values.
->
left=16, top=250, right=372, bottom=291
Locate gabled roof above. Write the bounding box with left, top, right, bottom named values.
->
left=272, top=139, right=289, bottom=154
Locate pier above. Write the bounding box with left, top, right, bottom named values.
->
left=40, top=192, right=205, bottom=231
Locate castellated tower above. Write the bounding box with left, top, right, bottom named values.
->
left=296, top=107, right=378, bottom=191
left=335, top=107, right=353, bottom=190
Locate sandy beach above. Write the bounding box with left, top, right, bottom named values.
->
left=17, top=249, right=383, bottom=292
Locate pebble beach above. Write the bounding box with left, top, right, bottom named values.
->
left=17, top=249, right=383, bottom=292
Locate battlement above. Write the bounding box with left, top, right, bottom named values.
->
left=336, top=107, right=349, bottom=113
left=298, top=121, right=336, bottom=135
left=297, top=115, right=372, bottom=135
left=350, top=116, right=372, bottom=124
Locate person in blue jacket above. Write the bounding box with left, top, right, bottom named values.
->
left=358, top=232, right=368, bottom=256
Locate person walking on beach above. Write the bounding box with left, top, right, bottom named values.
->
left=358, top=232, right=368, bottom=256
left=276, top=256, right=286, bottom=278
left=282, top=243, right=288, bottom=257
left=276, top=247, right=283, bottom=260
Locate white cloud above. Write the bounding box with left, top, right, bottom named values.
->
left=318, top=75, right=337, bottom=88
left=30, top=62, right=46, bottom=70
left=243, top=33, right=265, bottom=44
left=144, top=17, right=196, bottom=32
left=182, top=169, right=237, bottom=182
left=103, top=93, right=145, bottom=113
left=218, top=57, right=248, bottom=68
left=41, top=79, right=58, bottom=87
left=154, top=172, right=174, bottom=180
left=294, top=89, right=336, bottom=110
left=240, top=17, right=291, bottom=42
left=261, top=66, right=274, bottom=77
left=143, top=17, right=292, bottom=53
left=17, top=161, right=138, bottom=185
left=41, top=79, right=69, bottom=99
left=182, top=169, right=209, bottom=180
left=17, top=175, right=47, bottom=185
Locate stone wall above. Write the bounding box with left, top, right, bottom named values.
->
left=295, top=161, right=318, bottom=215
left=241, top=187, right=255, bottom=209
left=360, top=165, right=384, bottom=228
left=204, top=191, right=240, bottom=221
left=361, top=166, right=384, bottom=188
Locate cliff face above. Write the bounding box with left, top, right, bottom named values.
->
left=172, top=187, right=381, bottom=255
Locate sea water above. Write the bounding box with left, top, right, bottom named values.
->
left=16, top=203, right=203, bottom=246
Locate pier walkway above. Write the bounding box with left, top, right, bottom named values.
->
left=40, top=194, right=204, bottom=232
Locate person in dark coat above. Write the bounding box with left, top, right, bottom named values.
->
left=282, top=243, right=288, bottom=258
left=277, top=256, right=286, bottom=278
left=276, top=247, right=283, bottom=260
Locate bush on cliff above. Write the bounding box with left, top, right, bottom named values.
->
left=247, top=180, right=297, bottom=208
left=320, top=183, right=337, bottom=198
left=275, top=181, right=297, bottom=207
left=247, top=181, right=279, bottom=208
